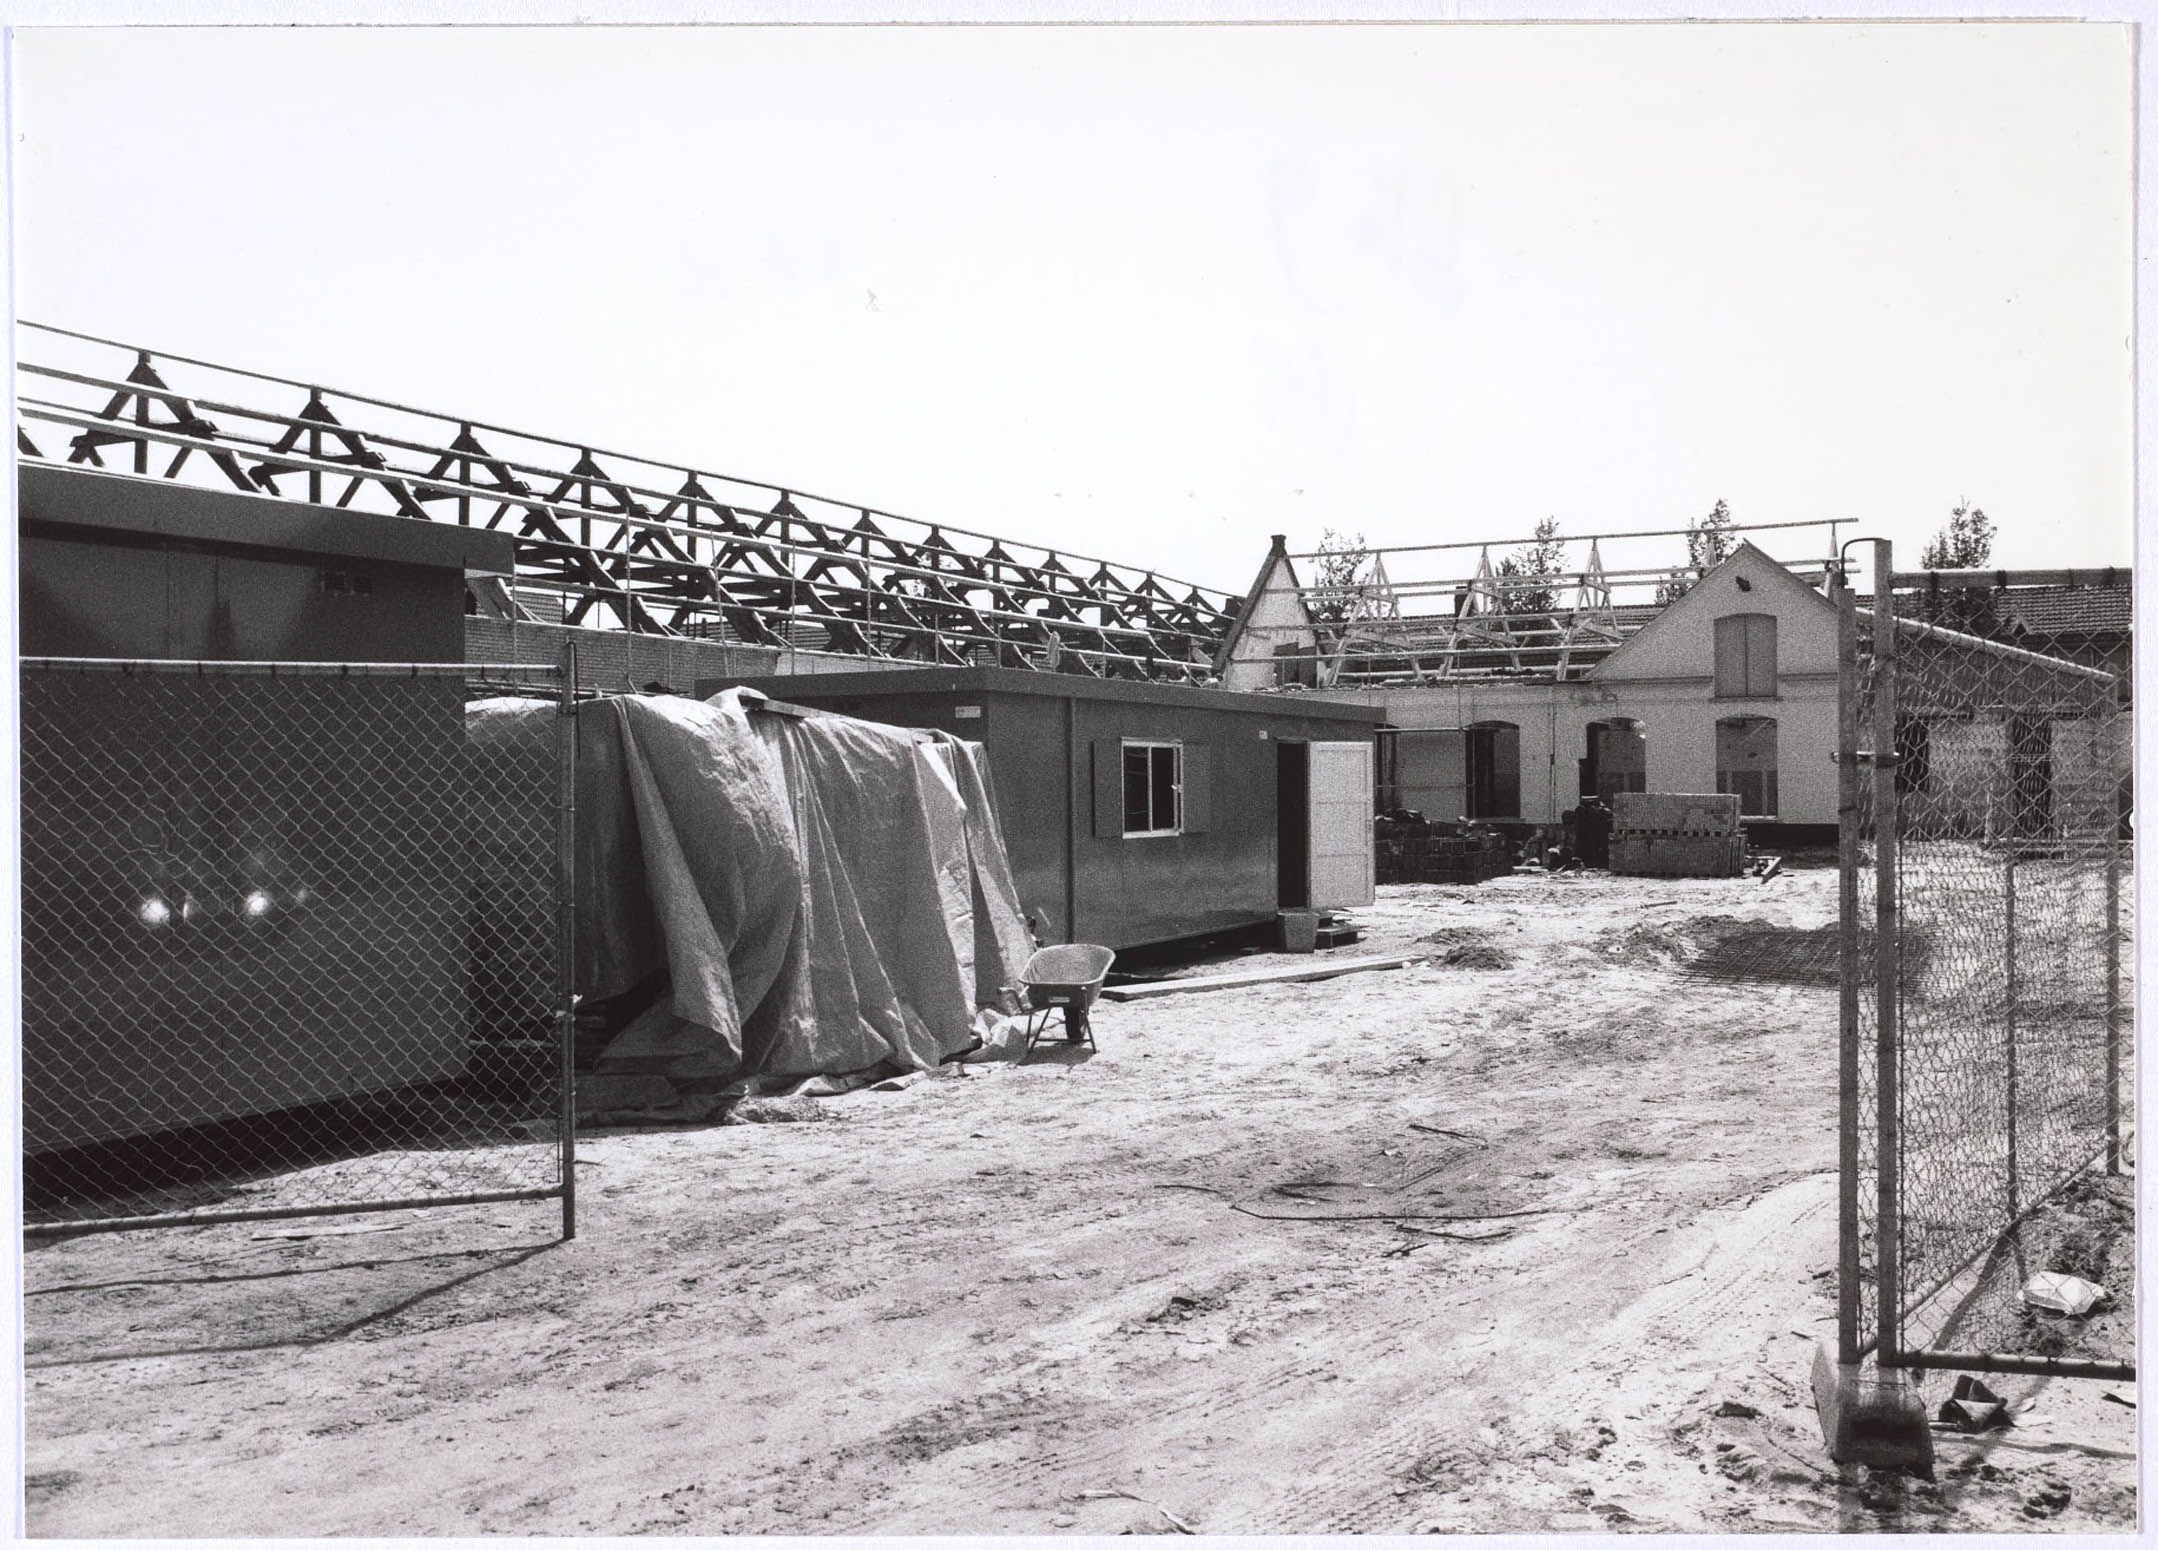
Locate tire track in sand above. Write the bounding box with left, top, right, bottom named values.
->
left=1233, top=1171, right=1836, bottom=1534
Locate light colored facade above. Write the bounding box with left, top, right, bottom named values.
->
left=1214, top=536, right=1321, bottom=689
left=1319, top=542, right=1843, bottom=827
left=1218, top=536, right=2125, bottom=839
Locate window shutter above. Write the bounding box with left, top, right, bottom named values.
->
left=1181, top=743, right=1211, bottom=833
left=1715, top=613, right=1777, bottom=697
left=1747, top=614, right=1778, bottom=696
left=1092, top=740, right=1124, bottom=837
left=1714, top=615, right=1744, bottom=698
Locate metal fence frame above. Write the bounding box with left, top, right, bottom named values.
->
left=1835, top=543, right=2132, bottom=1384
left=18, top=652, right=580, bottom=1241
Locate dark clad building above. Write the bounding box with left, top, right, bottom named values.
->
left=18, top=464, right=517, bottom=1154
left=20, top=460, right=509, bottom=661
left=701, top=666, right=1383, bottom=952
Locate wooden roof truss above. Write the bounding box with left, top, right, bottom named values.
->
left=16, top=325, right=1238, bottom=681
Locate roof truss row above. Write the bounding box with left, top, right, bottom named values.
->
left=15, top=325, right=1240, bottom=681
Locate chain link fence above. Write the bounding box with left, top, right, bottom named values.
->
left=1838, top=559, right=2133, bottom=1381
left=20, top=659, right=577, bottom=1239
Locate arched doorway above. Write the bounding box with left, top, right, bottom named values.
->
left=1581, top=718, right=1647, bottom=804
left=1466, top=721, right=1520, bottom=820
left=2007, top=714, right=2054, bottom=839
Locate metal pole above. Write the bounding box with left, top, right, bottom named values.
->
left=2105, top=838, right=2122, bottom=1175
left=2004, top=858, right=2020, bottom=1223
left=23, top=1187, right=568, bottom=1241
left=1871, top=540, right=1904, bottom=1364
left=1064, top=693, right=1080, bottom=945
left=1899, top=1349, right=2136, bottom=1382
left=557, top=640, right=579, bottom=1241
left=1835, top=565, right=1863, bottom=1365
left=1279, top=513, right=1847, bottom=561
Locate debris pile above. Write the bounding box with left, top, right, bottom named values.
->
left=1421, top=927, right=1516, bottom=970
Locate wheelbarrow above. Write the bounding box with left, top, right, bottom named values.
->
left=1014, top=943, right=1116, bottom=1059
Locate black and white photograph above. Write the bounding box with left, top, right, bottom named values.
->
left=5, top=9, right=2144, bottom=1537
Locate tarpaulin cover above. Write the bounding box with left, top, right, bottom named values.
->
left=468, top=690, right=1031, bottom=1086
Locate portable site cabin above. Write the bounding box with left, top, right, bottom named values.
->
left=698, top=666, right=1384, bottom=951
left=17, top=463, right=516, bottom=1153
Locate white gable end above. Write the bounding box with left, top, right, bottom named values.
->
left=1218, top=545, right=1318, bottom=692
left=1589, top=541, right=1837, bottom=684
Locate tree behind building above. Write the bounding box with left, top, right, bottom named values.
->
left=1655, top=500, right=1736, bottom=604
left=1920, top=501, right=1994, bottom=570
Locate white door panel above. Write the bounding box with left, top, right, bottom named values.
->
left=1308, top=740, right=1375, bottom=909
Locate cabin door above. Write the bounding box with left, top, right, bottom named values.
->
left=1306, top=741, right=1376, bottom=910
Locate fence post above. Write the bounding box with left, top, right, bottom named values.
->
left=2003, top=858, right=2020, bottom=1223
left=1871, top=541, right=1903, bottom=1365
left=557, top=640, right=579, bottom=1241
left=2105, top=838, right=2122, bottom=1175
left=1835, top=566, right=1862, bottom=1366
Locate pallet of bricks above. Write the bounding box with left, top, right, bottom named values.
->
left=1607, top=792, right=1745, bottom=878
left=1376, top=820, right=1515, bottom=885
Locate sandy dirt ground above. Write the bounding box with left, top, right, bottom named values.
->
left=22, top=867, right=2139, bottom=1535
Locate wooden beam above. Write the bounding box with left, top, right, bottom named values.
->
left=1099, top=954, right=1418, bottom=1002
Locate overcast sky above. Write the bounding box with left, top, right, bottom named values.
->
left=10, top=21, right=2135, bottom=596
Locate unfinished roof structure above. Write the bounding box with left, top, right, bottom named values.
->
left=14, top=323, right=1240, bottom=682
left=1213, top=522, right=2135, bottom=697
left=1213, top=520, right=1857, bottom=691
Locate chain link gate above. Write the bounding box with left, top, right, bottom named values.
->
left=1822, top=544, right=2133, bottom=1468
left=20, top=657, right=579, bottom=1240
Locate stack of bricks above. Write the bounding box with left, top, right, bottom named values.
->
left=1608, top=792, right=1745, bottom=878
left=1376, top=828, right=1516, bottom=886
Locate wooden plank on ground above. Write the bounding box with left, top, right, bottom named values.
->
left=1099, top=953, right=1419, bottom=1002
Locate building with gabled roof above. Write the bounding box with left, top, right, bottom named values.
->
left=1318, top=541, right=1844, bottom=839
left=1294, top=541, right=2125, bottom=846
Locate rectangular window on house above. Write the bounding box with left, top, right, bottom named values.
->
left=1273, top=642, right=1318, bottom=689
left=320, top=569, right=375, bottom=597
left=1713, top=613, right=1777, bottom=698
left=1121, top=741, right=1182, bottom=836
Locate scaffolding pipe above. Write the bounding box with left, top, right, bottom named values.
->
left=1835, top=566, right=1863, bottom=1366
left=1285, top=515, right=1849, bottom=559
left=1871, top=539, right=1904, bottom=1364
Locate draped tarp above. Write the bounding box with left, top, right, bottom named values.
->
left=929, top=732, right=1038, bottom=1010
left=467, top=689, right=1031, bottom=1089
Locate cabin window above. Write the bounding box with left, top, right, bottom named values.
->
left=1122, top=741, right=1182, bottom=836
left=1716, top=715, right=1779, bottom=816
left=320, top=569, right=375, bottom=597
left=1713, top=613, right=1777, bottom=698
